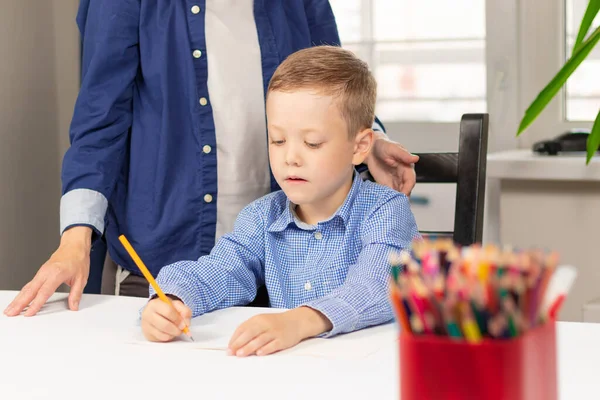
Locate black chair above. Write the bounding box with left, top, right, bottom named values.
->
left=412, top=113, right=489, bottom=246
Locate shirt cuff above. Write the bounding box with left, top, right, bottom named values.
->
left=150, top=280, right=206, bottom=318
left=303, top=296, right=359, bottom=338
left=138, top=292, right=188, bottom=321
left=60, top=189, right=108, bottom=235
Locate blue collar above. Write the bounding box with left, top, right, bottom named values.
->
left=267, top=170, right=363, bottom=232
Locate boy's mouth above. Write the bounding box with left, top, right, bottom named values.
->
left=285, top=176, right=307, bottom=183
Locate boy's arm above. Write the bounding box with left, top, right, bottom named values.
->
left=152, top=204, right=266, bottom=318
left=302, top=194, right=420, bottom=337
left=61, top=0, right=140, bottom=237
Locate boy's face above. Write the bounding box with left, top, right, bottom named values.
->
left=266, top=89, right=372, bottom=210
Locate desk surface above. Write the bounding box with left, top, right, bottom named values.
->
left=0, top=291, right=598, bottom=399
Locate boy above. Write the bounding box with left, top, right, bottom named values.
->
left=141, top=46, right=420, bottom=356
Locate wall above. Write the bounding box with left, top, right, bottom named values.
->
left=0, top=0, right=79, bottom=290
left=52, top=0, right=81, bottom=159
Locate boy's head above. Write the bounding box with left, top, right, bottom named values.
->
left=266, top=46, right=377, bottom=214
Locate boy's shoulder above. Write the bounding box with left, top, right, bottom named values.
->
left=243, top=190, right=289, bottom=222
left=352, top=179, right=411, bottom=217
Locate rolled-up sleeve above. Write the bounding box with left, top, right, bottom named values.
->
left=304, top=194, right=420, bottom=337
left=60, top=0, right=140, bottom=235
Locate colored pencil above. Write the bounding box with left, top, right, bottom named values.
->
left=388, top=238, right=576, bottom=342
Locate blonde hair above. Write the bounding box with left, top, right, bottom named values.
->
left=268, top=46, right=377, bottom=137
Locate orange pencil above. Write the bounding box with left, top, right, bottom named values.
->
left=118, top=234, right=194, bottom=341
left=390, top=282, right=412, bottom=335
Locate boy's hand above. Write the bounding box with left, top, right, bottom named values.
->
left=141, top=298, right=192, bottom=342
left=228, top=307, right=332, bottom=357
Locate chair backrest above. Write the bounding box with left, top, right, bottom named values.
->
left=414, top=113, right=489, bottom=246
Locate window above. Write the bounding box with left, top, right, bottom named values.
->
left=327, top=0, right=597, bottom=240
left=330, top=0, right=487, bottom=125
left=328, top=1, right=490, bottom=232
left=330, top=0, right=598, bottom=150
left=516, top=0, right=596, bottom=149
left=565, top=0, right=600, bottom=122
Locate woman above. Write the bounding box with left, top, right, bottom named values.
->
left=4, top=0, right=418, bottom=317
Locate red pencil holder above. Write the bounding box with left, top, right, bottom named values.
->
left=399, top=322, right=557, bottom=400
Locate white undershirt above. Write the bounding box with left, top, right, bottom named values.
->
left=205, top=0, right=271, bottom=240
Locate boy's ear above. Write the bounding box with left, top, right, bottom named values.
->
left=352, top=128, right=374, bottom=166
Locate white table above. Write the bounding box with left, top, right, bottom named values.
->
left=0, top=291, right=598, bottom=399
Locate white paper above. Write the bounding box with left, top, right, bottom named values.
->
left=128, top=307, right=287, bottom=351
left=127, top=307, right=397, bottom=360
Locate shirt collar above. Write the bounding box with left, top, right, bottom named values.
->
left=267, top=170, right=363, bottom=233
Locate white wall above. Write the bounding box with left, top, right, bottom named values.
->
left=0, top=0, right=79, bottom=290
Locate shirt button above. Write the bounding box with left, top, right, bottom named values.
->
left=304, top=281, right=312, bottom=291
left=192, top=49, right=202, bottom=59
left=204, top=194, right=213, bottom=203
left=202, top=145, right=212, bottom=154
left=314, top=231, right=323, bottom=240
left=199, top=97, right=208, bottom=106
left=191, top=5, right=200, bottom=14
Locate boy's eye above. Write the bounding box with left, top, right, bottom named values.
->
left=270, top=139, right=285, bottom=145
left=305, top=142, right=322, bottom=149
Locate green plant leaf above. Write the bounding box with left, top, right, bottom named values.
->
left=586, top=109, right=600, bottom=164
left=517, top=25, right=600, bottom=136
left=573, top=0, right=600, bottom=55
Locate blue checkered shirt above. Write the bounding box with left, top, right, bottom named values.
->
left=152, top=172, right=420, bottom=337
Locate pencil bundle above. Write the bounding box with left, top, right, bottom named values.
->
left=389, top=238, right=577, bottom=342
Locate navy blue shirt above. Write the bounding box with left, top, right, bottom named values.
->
left=60, top=0, right=342, bottom=276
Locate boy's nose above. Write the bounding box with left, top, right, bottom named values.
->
left=285, top=148, right=302, bottom=166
